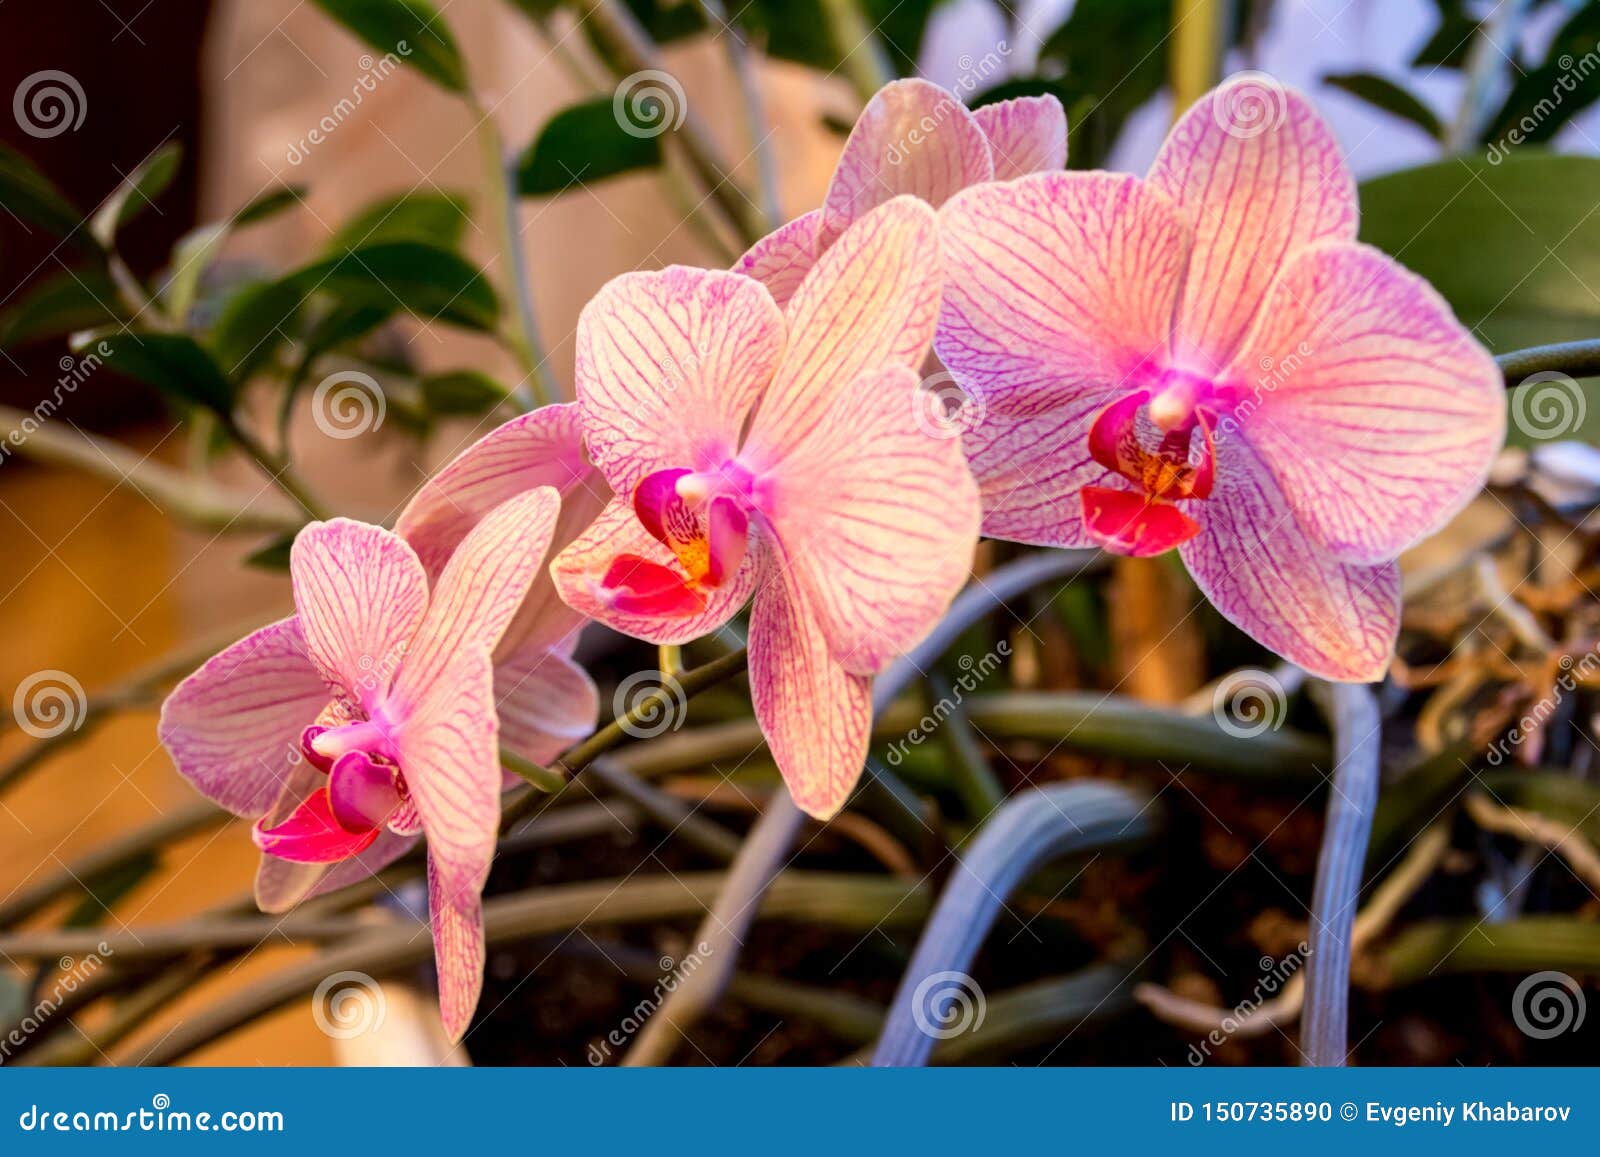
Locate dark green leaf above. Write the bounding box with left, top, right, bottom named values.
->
left=234, top=184, right=307, bottom=225
left=311, top=0, right=469, bottom=92
left=208, top=278, right=306, bottom=384
left=165, top=222, right=231, bottom=326
left=516, top=98, right=664, bottom=195
left=0, top=144, right=96, bottom=253
left=1323, top=72, right=1443, bottom=140
left=739, top=0, right=937, bottom=78
left=1412, top=0, right=1480, bottom=69
left=287, top=241, right=499, bottom=330
left=1038, top=0, right=1170, bottom=170
left=327, top=189, right=470, bottom=252
left=64, top=852, right=159, bottom=928
left=1359, top=154, right=1600, bottom=350
left=0, top=269, right=123, bottom=349
left=420, top=369, right=508, bottom=415
left=245, top=532, right=296, bottom=571
left=91, top=142, right=181, bottom=246
left=82, top=331, right=236, bottom=413
left=1483, top=3, right=1600, bottom=149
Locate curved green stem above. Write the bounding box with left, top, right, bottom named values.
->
left=1498, top=339, right=1600, bottom=386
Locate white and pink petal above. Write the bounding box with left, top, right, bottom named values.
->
left=974, top=94, right=1067, bottom=180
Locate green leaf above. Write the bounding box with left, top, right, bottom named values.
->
left=738, top=0, right=938, bottom=78
left=516, top=98, right=664, bottom=195
left=0, top=269, right=123, bottom=349
left=208, top=278, right=306, bottom=384
left=91, top=142, right=182, bottom=246
left=1483, top=3, right=1600, bottom=149
left=165, top=221, right=231, bottom=326
left=1359, top=154, right=1600, bottom=350
left=327, top=189, right=470, bottom=252
left=1323, top=72, right=1443, bottom=140
left=81, top=331, right=236, bottom=413
left=287, top=240, right=499, bottom=330
left=0, top=144, right=96, bottom=253
left=1038, top=0, right=1171, bottom=170
left=64, top=852, right=159, bottom=928
left=234, top=184, right=307, bottom=226
left=420, top=369, right=508, bottom=415
left=310, top=0, right=469, bottom=93
left=1412, top=0, right=1479, bottom=69
left=245, top=532, right=296, bottom=571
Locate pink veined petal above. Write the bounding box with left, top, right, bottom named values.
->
left=252, top=788, right=382, bottom=863
left=973, top=94, right=1068, bottom=180
left=733, top=210, right=821, bottom=310
left=817, top=78, right=993, bottom=253
left=395, top=404, right=598, bottom=579
left=549, top=496, right=764, bottom=646
left=1148, top=75, right=1358, bottom=374
left=428, top=854, right=485, bottom=1043
left=388, top=645, right=500, bottom=905
left=1224, top=241, right=1505, bottom=565
left=959, top=405, right=1118, bottom=548
left=755, top=364, right=980, bottom=675
left=495, top=645, right=600, bottom=765
left=752, top=197, right=942, bottom=453
left=403, top=488, right=563, bottom=693
left=748, top=571, right=873, bottom=821
left=1178, top=437, right=1400, bottom=682
left=935, top=172, right=1191, bottom=420
left=158, top=617, right=328, bottom=818
left=501, top=476, right=611, bottom=660
left=290, top=519, right=429, bottom=709
left=574, top=266, right=786, bottom=496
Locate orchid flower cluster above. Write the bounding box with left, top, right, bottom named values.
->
left=158, top=75, right=1505, bottom=1039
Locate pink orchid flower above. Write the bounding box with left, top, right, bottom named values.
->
left=934, top=76, right=1505, bottom=680
left=160, top=484, right=575, bottom=1041
left=550, top=197, right=980, bottom=818
left=735, top=77, right=1066, bottom=308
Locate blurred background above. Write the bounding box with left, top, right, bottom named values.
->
left=2, top=0, right=1599, bottom=1065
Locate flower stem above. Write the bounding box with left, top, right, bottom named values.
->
left=219, top=416, right=334, bottom=521
left=1497, top=339, right=1600, bottom=386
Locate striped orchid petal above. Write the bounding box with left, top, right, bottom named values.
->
left=974, top=94, right=1067, bottom=179
left=429, top=855, right=485, bottom=1043
left=817, top=78, right=993, bottom=254
left=734, top=209, right=820, bottom=310
left=1225, top=242, right=1505, bottom=565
